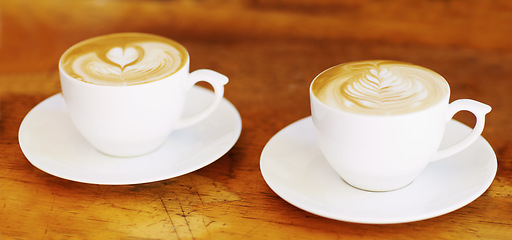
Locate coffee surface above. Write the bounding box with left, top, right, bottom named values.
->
left=312, top=60, right=449, bottom=115
left=60, top=33, right=188, bottom=86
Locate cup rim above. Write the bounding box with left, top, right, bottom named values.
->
left=309, top=60, right=451, bottom=117
left=58, top=32, right=190, bottom=87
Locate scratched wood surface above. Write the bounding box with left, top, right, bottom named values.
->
left=1, top=0, right=511, bottom=239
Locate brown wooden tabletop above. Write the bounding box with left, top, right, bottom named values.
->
left=1, top=0, right=511, bottom=239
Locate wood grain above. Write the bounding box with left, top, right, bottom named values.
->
left=1, top=0, right=511, bottom=239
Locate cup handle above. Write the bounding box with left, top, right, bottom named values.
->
left=433, top=99, right=491, bottom=161
left=174, top=69, right=228, bottom=129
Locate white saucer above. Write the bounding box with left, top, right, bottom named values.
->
left=260, top=117, right=497, bottom=224
left=19, top=86, right=242, bottom=185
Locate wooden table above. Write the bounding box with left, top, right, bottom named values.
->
left=1, top=0, right=511, bottom=239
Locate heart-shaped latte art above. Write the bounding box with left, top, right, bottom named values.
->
left=62, top=38, right=185, bottom=86
left=106, top=47, right=139, bottom=68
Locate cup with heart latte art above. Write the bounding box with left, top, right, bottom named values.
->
left=310, top=60, right=491, bottom=191
left=59, top=33, right=228, bottom=157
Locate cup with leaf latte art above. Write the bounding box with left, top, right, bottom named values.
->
left=310, top=60, right=491, bottom=191
left=59, top=33, right=228, bottom=157
left=311, top=60, right=449, bottom=115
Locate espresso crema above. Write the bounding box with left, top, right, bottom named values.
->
left=312, top=60, right=449, bottom=115
left=60, top=33, right=188, bottom=86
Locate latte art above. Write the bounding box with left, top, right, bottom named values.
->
left=312, top=60, right=449, bottom=114
left=60, top=33, right=188, bottom=86
left=342, top=68, right=429, bottom=110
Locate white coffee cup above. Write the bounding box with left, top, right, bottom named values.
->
left=310, top=60, right=491, bottom=191
left=59, top=33, right=228, bottom=157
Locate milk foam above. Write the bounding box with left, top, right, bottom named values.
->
left=60, top=33, right=187, bottom=86
left=312, top=60, right=449, bottom=115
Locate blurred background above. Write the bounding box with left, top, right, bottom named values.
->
left=2, top=0, right=512, bottom=70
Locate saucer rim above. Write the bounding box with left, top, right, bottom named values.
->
left=260, top=116, right=497, bottom=224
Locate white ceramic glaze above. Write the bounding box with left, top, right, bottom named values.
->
left=260, top=117, right=497, bottom=224
left=310, top=82, right=490, bottom=191
left=18, top=87, right=241, bottom=185
left=60, top=44, right=227, bottom=157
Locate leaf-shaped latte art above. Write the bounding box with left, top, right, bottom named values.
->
left=312, top=60, right=449, bottom=114
left=341, top=68, right=428, bottom=111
